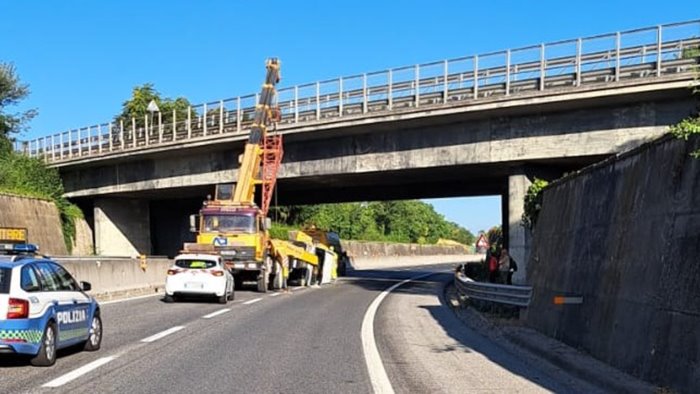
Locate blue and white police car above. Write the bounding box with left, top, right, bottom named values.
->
left=0, top=244, right=102, bottom=366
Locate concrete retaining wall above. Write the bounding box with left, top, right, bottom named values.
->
left=342, top=240, right=469, bottom=258
left=0, top=193, right=67, bottom=255
left=526, top=134, right=700, bottom=393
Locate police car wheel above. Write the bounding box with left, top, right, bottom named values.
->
left=31, top=322, right=57, bottom=367
left=84, top=313, right=102, bottom=351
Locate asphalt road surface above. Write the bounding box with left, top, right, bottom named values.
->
left=1, top=263, right=600, bottom=393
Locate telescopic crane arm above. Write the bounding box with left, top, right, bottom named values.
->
left=231, top=58, right=283, bottom=215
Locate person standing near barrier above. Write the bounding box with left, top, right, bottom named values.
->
left=488, top=250, right=499, bottom=283
left=498, top=249, right=511, bottom=284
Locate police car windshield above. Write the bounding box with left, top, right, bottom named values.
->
left=0, top=268, right=10, bottom=293
left=204, top=214, right=255, bottom=233
left=175, top=259, right=217, bottom=269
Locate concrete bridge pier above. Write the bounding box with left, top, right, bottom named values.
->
left=94, top=197, right=151, bottom=257
left=504, top=170, right=533, bottom=285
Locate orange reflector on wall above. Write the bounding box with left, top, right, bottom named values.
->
left=553, top=296, right=583, bottom=305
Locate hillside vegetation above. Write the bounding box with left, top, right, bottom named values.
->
left=271, top=201, right=475, bottom=246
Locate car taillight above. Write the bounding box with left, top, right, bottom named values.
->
left=7, top=298, right=29, bottom=319
left=167, top=269, right=182, bottom=275
left=211, top=270, right=224, bottom=277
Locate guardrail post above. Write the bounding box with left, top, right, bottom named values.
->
left=294, top=86, right=299, bottom=123
left=219, top=100, right=224, bottom=134
left=158, top=111, right=163, bottom=143
left=51, top=134, right=56, bottom=161
left=414, top=64, right=420, bottom=107
left=388, top=69, right=393, bottom=110
left=187, top=106, right=192, bottom=139
left=338, top=77, right=343, bottom=117
left=59, top=132, right=64, bottom=160
left=109, top=122, right=114, bottom=151
left=172, top=109, right=176, bottom=140
left=236, top=98, right=241, bottom=132
left=505, top=49, right=511, bottom=95
left=443, top=60, right=449, bottom=103
left=473, top=54, right=479, bottom=99
left=656, top=25, right=663, bottom=77
left=362, top=74, right=368, bottom=113
left=540, top=43, right=546, bottom=90
left=131, top=117, right=136, bottom=148
left=98, top=124, right=102, bottom=154
left=615, top=32, right=621, bottom=82
left=119, top=120, right=124, bottom=150
left=144, top=114, right=149, bottom=145
left=203, top=102, right=208, bottom=136
left=78, top=128, right=83, bottom=156
left=575, top=38, right=582, bottom=86
left=316, top=81, right=321, bottom=121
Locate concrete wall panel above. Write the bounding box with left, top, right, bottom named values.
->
left=526, top=135, right=700, bottom=392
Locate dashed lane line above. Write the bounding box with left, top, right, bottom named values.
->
left=202, top=308, right=231, bottom=319
left=243, top=297, right=263, bottom=305
left=42, top=357, right=116, bottom=388
left=141, top=326, right=185, bottom=343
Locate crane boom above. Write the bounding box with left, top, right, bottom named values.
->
left=229, top=58, right=283, bottom=216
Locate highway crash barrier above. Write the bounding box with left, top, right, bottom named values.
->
left=56, top=256, right=173, bottom=300
left=454, top=272, right=532, bottom=307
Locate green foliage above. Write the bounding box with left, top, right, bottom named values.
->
left=681, top=46, right=700, bottom=60
left=522, top=178, right=549, bottom=230
left=271, top=200, right=476, bottom=245
left=0, top=152, right=82, bottom=252
left=115, top=83, right=191, bottom=127
left=485, top=226, right=503, bottom=254
left=0, top=62, right=37, bottom=139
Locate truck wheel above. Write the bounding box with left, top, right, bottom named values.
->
left=31, top=322, right=57, bottom=367
left=257, top=272, right=269, bottom=293
left=272, top=261, right=284, bottom=290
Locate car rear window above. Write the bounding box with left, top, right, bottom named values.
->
left=0, top=268, right=10, bottom=293
left=175, top=259, right=217, bottom=269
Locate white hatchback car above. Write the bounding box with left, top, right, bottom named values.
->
left=165, top=254, right=234, bottom=304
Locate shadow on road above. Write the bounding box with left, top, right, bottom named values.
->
left=342, top=264, right=566, bottom=392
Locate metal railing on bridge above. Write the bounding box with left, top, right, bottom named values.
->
left=17, top=20, right=700, bottom=162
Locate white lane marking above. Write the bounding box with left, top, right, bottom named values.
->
left=42, top=356, right=116, bottom=388
left=100, top=293, right=161, bottom=305
left=243, top=297, right=263, bottom=305
left=202, top=308, right=230, bottom=319
left=361, top=272, right=435, bottom=394
left=141, top=326, right=185, bottom=343
left=269, top=293, right=281, bottom=297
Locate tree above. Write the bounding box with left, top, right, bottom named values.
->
left=0, top=62, right=37, bottom=144
left=114, top=83, right=191, bottom=128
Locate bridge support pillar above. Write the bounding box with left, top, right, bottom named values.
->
left=94, top=198, right=151, bottom=257
left=507, top=171, right=532, bottom=284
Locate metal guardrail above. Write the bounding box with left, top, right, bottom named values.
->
left=16, top=20, right=700, bottom=163
left=454, top=272, right=532, bottom=307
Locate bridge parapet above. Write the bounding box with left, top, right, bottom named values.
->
left=18, top=20, right=700, bottom=163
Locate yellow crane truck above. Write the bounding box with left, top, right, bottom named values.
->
left=182, top=59, right=333, bottom=292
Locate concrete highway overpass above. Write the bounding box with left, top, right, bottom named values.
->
left=20, top=21, right=700, bottom=280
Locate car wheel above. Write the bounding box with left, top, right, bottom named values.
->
left=84, top=312, right=102, bottom=351
left=227, top=285, right=235, bottom=301
left=31, top=322, right=57, bottom=367
left=164, top=295, right=175, bottom=303
left=217, top=294, right=228, bottom=304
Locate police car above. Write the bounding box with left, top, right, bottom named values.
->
left=0, top=244, right=102, bottom=366
left=165, top=254, right=234, bottom=304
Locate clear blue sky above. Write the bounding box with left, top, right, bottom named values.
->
left=1, top=1, right=696, bottom=233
